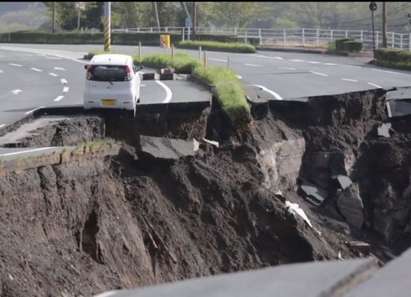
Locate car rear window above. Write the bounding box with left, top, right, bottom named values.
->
left=87, top=65, right=130, bottom=81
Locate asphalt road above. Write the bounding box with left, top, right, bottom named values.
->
left=1, top=43, right=411, bottom=127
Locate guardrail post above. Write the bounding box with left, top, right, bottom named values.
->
left=345, top=30, right=348, bottom=38
left=360, top=30, right=363, bottom=41
left=227, top=56, right=230, bottom=69
left=376, top=31, right=379, bottom=49
left=203, top=51, right=207, bottom=68
left=165, top=27, right=168, bottom=33
left=234, top=27, right=238, bottom=36
left=258, top=28, right=262, bottom=45
left=392, top=32, right=395, bottom=48
left=283, top=29, right=286, bottom=47
left=400, top=34, right=404, bottom=49
left=330, top=30, right=334, bottom=41
left=244, top=30, right=248, bottom=43
left=302, top=28, right=305, bottom=46
left=198, top=46, right=202, bottom=60
left=182, top=27, right=185, bottom=42
left=316, top=28, right=320, bottom=46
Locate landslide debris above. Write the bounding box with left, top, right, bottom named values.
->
left=0, top=89, right=411, bottom=296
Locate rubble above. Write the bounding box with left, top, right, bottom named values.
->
left=336, top=184, right=364, bottom=229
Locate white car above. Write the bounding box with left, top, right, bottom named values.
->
left=83, top=54, right=142, bottom=116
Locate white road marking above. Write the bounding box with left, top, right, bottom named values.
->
left=60, top=78, right=68, bottom=84
left=49, top=72, right=58, bottom=77
left=54, top=67, right=66, bottom=71
left=54, top=95, right=64, bottom=102
left=209, top=57, right=226, bottom=62
left=0, top=124, right=5, bottom=129
left=324, top=62, right=337, bottom=66
left=252, top=84, right=283, bottom=100
left=310, top=71, right=328, bottom=77
left=372, top=68, right=402, bottom=75
left=386, top=101, right=392, bottom=118
left=0, top=69, right=3, bottom=73
left=254, top=54, right=283, bottom=60
left=62, top=86, right=69, bottom=93
left=244, top=63, right=263, bottom=67
left=25, top=106, right=45, bottom=115
left=9, top=63, right=22, bottom=67
left=0, top=147, right=56, bottom=157
left=368, top=82, right=382, bottom=88
left=290, top=59, right=304, bottom=62
left=236, top=75, right=242, bottom=79
left=31, top=67, right=43, bottom=72
left=11, top=89, right=22, bottom=95
left=341, top=78, right=358, bottom=82
left=279, top=66, right=296, bottom=71
left=155, top=80, right=172, bottom=103
left=308, top=61, right=321, bottom=64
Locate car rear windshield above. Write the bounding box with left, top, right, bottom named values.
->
left=87, top=65, right=130, bottom=81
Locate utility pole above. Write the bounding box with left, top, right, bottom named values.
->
left=52, top=2, right=55, bottom=33
left=382, top=1, right=387, bottom=48
left=192, top=2, right=196, bottom=39
left=369, top=2, right=377, bottom=58
left=103, top=2, right=111, bottom=52
left=153, top=2, right=160, bottom=30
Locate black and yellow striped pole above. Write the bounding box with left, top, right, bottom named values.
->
left=102, top=2, right=111, bottom=52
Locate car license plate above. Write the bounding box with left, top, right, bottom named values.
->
left=101, top=99, right=116, bottom=107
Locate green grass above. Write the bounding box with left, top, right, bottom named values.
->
left=192, top=65, right=250, bottom=126
left=134, top=52, right=201, bottom=73
left=374, top=48, right=411, bottom=71
left=177, top=40, right=256, bottom=53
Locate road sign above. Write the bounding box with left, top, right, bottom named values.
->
left=185, top=16, right=192, bottom=28
left=75, top=2, right=86, bottom=10
left=369, top=2, right=377, bottom=11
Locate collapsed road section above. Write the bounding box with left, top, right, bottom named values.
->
left=0, top=88, right=410, bottom=296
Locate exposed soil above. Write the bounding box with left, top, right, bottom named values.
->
left=0, top=89, right=410, bottom=296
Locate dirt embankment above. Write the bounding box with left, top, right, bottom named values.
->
left=0, top=90, right=410, bottom=296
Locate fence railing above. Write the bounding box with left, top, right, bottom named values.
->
left=112, top=27, right=411, bottom=51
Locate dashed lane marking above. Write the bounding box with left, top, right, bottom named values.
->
left=252, top=84, right=283, bottom=100
left=279, top=66, right=296, bottom=71
left=308, top=61, right=321, bottom=64
left=155, top=80, right=172, bottom=103
left=49, top=72, right=58, bottom=77
left=324, top=62, right=337, bottom=66
left=62, top=86, right=69, bottom=93
left=341, top=78, right=358, bottom=82
left=11, top=89, right=22, bottom=95
left=310, top=71, right=328, bottom=77
left=290, top=59, right=305, bottom=62
left=54, top=67, right=66, bottom=71
left=209, top=57, right=227, bottom=62
left=9, top=63, right=22, bottom=67
left=0, top=124, right=5, bottom=129
left=254, top=54, right=284, bottom=60
left=54, top=95, right=64, bottom=102
left=25, top=106, right=45, bottom=115
left=368, top=82, right=383, bottom=88
left=31, top=67, right=43, bottom=72
left=60, top=78, right=68, bottom=84
left=244, top=63, right=263, bottom=67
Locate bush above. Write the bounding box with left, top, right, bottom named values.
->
left=177, top=40, right=256, bottom=53
left=375, top=48, right=411, bottom=70
left=333, top=38, right=363, bottom=53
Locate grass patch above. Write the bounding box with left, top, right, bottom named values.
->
left=374, top=48, right=411, bottom=71
left=193, top=65, right=250, bottom=126
left=177, top=40, right=256, bottom=53
left=134, top=52, right=201, bottom=73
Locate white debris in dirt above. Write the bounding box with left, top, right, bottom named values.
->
left=203, top=138, right=219, bottom=148
left=8, top=273, right=14, bottom=280
left=193, top=138, right=200, bottom=152
left=285, top=201, right=322, bottom=236
left=338, top=251, right=344, bottom=260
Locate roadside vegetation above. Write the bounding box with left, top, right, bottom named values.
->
left=177, top=40, right=256, bottom=53
left=374, top=48, right=411, bottom=70
left=327, top=38, right=362, bottom=55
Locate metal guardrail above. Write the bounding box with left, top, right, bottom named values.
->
left=112, top=26, right=411, bottom=51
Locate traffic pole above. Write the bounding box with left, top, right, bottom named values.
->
left=103, top=2, right=111, bottom=52
left=138, top=41, right=142, bottom=61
